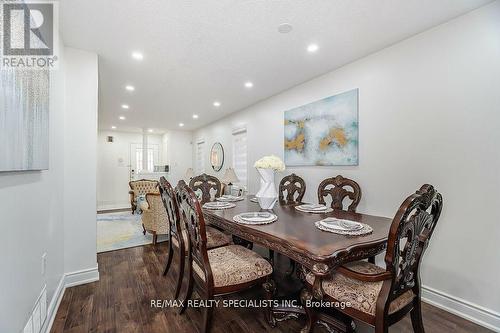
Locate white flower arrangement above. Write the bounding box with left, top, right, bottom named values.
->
left=254, top=155, right=286, bottom=172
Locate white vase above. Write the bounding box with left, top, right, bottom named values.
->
left=255, top=168, right=278, bottom=210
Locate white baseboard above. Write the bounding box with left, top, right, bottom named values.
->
left=422, top=285, right=500, bottom=332
left=97, top=202, right=130, bottom=211
left=65, top=267, right=100, bottom=288
left=42, top=266, right=99, bottom=333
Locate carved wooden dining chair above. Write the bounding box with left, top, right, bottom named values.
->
left=279, top=173, right=306, bottom=205
left=317, top=175, right=361, bottom=212
left=159, top=177, right=231, bottom=300
left=189, top=173, right=222, bottom=204
left=317, top=175, right=372, bottom=262
left=302, top=184, right=443, bottom=333
left=176, top=184, right=274, bottom=333
left=274, top=173, right=307, bottom=274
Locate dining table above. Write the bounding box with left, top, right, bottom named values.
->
left=203, top=196, right=393, bottom=332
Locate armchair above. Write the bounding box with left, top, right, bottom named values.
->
left=141, top=193, right=169, bottom=245
left=129, top=179, right=159, bottom=213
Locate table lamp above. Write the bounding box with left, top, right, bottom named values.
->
left=221, top=167, right=240, bottom=195
left=185, top=168, right=195, bottom=181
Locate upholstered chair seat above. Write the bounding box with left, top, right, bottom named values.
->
left=305, top=261, right=414, bottom=316
left=192, top=245, right=273, bottom=288
left=172, top=227, right=231, bottom=250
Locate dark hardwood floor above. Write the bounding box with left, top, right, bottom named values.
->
left=51, top=243, right=492, bottom=333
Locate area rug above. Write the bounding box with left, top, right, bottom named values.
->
left=97, top=212, right=167, bottom=253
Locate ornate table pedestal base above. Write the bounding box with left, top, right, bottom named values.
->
left=266, top=302, right=353, bottom=333
left=264, top=282, right=354, bottom=333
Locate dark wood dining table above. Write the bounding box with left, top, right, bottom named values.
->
left=203, top=196, right=393, bottom=331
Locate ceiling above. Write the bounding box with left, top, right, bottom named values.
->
left=60, top=0, right=491, bottom=133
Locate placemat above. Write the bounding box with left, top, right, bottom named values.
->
left=315, top=220, right=373, bottom=236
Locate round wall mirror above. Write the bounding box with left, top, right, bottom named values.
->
left=210, top=142, right=224, bottom=172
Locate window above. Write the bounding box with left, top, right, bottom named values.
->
left=232, top=128, right=247, bottom=189
left=135, top=147, right=156, bottom=173
left=147, top=149, right=154, bottom=171
left=195, top=140, right=206, bottom=174
left=136, top=149, right=144, bottom=173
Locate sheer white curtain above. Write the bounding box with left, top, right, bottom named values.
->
left=232, top=129, right=247, bottom=190
left=195, top=140, right=206, bottom=174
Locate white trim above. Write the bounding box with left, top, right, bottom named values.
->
left=42, top=266, right=99, bottom=333
left=97, top=202, right=130, bottom=211
left=65, top=266, right=100, bottom=288
left=422, top=285, right=500, bottom=332
left=42, top=276, right=65, bottom=333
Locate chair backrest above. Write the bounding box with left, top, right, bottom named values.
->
left=176, top=182, right=214, bottom=286
left=189, top=173, right=222, bottom=204
left=129, top=179, right=159, bottom=196
left=279, top=173, right=306, bottom=205
left=145, top=193, right=163, bottom=213
left=158, top=177, right=183, bottom=240
left=383, top=184, right=443, bottom=306
left=317, top=175, right=361, bottom=212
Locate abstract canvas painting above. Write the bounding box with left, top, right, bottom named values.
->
left=0, top=69, right=50, bottom=171
left=284, top=89, right=358, bottom=166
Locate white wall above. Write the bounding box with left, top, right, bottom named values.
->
left=193, top=2, right=500, bottom=329
left=63, top=48, right=99, bottom=275
left=0, top=51, right=66, bottom=333
left=0, top=45, right=100, bottom=332
left=96, top=130, right=192, bottom=210
left=97, top=131, right=163, bottom=210
left=163, top=130, right=193, bottom=185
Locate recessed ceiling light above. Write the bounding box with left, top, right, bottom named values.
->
left=244, top=81, right=253, bottom=88
left=179, top=123, right=184, bottom=127
left=111, top=126, right=116, bottom=129
left=148, top=129, right=153, bottom=133
left=119, top=116, right=126, bottom=120
left=213, top=101, right=221, bottom=107
left=121, top=104, right=129, bottom=109
left=192, top=114, right=199, bottom=119
left=131, top=51, right=144, bottom=60
left=125, top=85, right=135, bottom=91
left=278, top=23, right=293, bottom=34
left=307, top=43, right=319, bottom=53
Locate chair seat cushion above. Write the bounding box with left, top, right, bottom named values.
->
left=193, top=245, right=273, bottom=288
left=172, top=227, right=230, bottom=250
left=305, top=261, right=414, bottom=316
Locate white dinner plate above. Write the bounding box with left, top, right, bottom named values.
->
left=217, top=195, right=244, bottom=202
left=319, top=218, right=363, bottom=231
left=295, top=205, right=333, bottom=213
left=239, top=212, right=274, bottom=222
left=203, top=201, right=235, bottom=209
left=233, top=212, right=278, bottom=225
left=298, top=204, right=328, bottom=211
